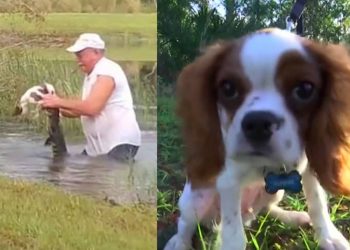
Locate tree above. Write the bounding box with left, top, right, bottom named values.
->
left=158, top=0, right=350, bottom=86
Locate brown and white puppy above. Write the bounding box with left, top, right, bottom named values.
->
left=165, top=28, right=350, bottom=250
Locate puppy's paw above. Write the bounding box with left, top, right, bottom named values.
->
left=220, top=240, right=246, bottom=250
left=319, top=238, right=350, bottom=250
left=318, top=227, right=350, bottom=250
left=288, top=211, right=311, bottom=226
left=164, top=235, right=191, bottom=250
left=270, top=208, right=311, bottom=227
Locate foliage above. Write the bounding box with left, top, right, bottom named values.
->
left=157, top=94, right=183, bottom=167
left=158, top=0, right=350, bottom=84
left=303, top=0, right=350, bottom=42
left=0, top=0, right=156, bottom=14
left=53, top=0, right=82, bottom=13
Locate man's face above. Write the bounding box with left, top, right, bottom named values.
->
left=74, top=48, right=98, bottom=74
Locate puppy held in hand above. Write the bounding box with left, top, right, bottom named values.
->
left=14, top=83, right=68, bottom=159
left=13, top=82, right=55, bottom=116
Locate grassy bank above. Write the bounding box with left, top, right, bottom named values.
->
left=157, top=95, right=350, bottom=249
left=0, top=176, right=156, bottom=250
left=0, top=13, right=156, bottom=38
left=0, top=13, right=157, bottom=61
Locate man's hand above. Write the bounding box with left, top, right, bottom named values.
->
left=39, top=75, right=114, bottom=117
left=40, top=94, right=62, bottom=108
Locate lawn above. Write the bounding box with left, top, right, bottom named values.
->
left=0, top=13, right=156, bottom=38
left=0, top=176, right=156, bottom=250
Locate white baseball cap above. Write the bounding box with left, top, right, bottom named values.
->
left=66, top=33, right=105, bottom=53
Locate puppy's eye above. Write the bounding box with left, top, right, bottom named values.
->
left=220, top=80, right=238, bottom=99
left=292, top=81, right=315, bottom=102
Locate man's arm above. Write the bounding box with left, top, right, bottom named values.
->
left=41, top=75, right=115, bottom=117
left=60, top=108, right=80, bottom=118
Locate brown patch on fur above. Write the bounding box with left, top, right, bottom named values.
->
left=30, top=92, right=42, bottom=102
left=177, top=38, right=249, bottom=188
left=39, top=84, right=49, bottom=94
left=301, top=40, right=350, bottom=196
left=215, top=49, right=252, bottom=111
left=275, top=51, right=323, bottom=138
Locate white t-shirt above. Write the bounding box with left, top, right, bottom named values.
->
left=81, top=57, right=141, bottom=156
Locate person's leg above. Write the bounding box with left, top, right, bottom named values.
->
left=107, top=144, right=139, bottom=162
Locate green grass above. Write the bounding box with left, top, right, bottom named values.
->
left=157, top=96, right=183, bottom=166
left=0, top=13, right=156, bottom=38
left=0, top=176, right=156, bottom=250
left=157, top=94, right=350, bottom=250
left=0, top=13, right=156, bottom=61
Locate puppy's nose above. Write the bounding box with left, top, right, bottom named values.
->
left=241, top=111, right=283, bottom=145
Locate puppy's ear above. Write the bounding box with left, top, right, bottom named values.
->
left=30, top=92, right=43, bottom=102
left=176, top=41, right=234, bottom=187
left=304, top=40, right=350, bottom=196
left=39, top=84, right=49, bottom=94
left=42, top=82, right=56, bottom=95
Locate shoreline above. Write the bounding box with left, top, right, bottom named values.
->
left=0, top=176, right=156, bottom=249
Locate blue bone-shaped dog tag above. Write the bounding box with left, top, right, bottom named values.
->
left=264, top=170, right=302, bottom=194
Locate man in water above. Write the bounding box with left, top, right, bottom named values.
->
left=40, top=33, right=141, bottom=162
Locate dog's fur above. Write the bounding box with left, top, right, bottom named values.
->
left=14, top=82, right=55, bottom=116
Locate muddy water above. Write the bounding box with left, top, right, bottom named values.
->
left=0, top=122, right=156, bottom=205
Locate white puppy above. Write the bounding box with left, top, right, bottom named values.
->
left=14, top=82, right=55, bottom=116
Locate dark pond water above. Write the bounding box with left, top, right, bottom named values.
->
left=0, top=122, right=156, bottom=205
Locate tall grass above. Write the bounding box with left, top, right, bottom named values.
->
left=0, top=49, right=81, bottom=136
left=0, top=49, right=156, bottom=137
left=0, top=13, right=157, bottom=38
left=21, top=44, right=156, bottom=61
